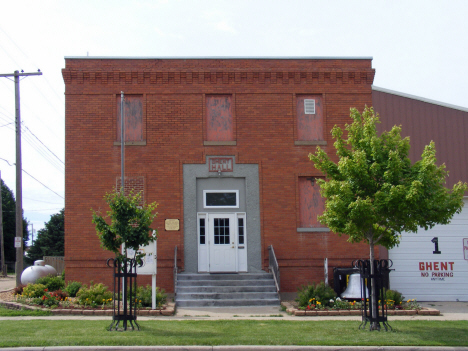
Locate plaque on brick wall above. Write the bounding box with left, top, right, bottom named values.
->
left=165, top=219, right=180, bottom=231
left=209, top=157, right=233, bottom=172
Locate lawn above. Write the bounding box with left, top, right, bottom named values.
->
left=0, top=319, right=467, bottom=347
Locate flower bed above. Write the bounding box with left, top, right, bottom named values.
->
left=282, top=301, right=440, bottom=316
left=1, top=277, right=175, bottom=316
left=0, top=289, right=175, bottom=316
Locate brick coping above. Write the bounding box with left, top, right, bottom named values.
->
left=281, top=302, right=440, bottom=316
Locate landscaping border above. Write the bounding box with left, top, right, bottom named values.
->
left=0, top=297, right=175, bottom=316
left=281, top=302, right=440, bottom=316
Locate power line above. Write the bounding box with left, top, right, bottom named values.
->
left=3, top=208, right=62, bottom=212
left=0, top=157, right=64, bottom=199
left=21, top=169, right=64, bottom=199
left=22, top=125, right=64, bottom=165
left=23, top=197, right=63, bottom=205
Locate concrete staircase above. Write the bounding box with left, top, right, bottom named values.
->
left=175, top=272, right=280, bottom=307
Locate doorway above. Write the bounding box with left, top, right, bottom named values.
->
left=198, top=212, right=247, bottom=272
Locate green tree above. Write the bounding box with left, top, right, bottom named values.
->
left=26, top=209, right=64, bottom=265
left=309, top=107, right=467, bottom=330
left=1, top=179, right=29, bottom=264
left=91, top=190, right=158, bottom=261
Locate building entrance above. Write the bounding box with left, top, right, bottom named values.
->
left=197, top=212, right=247, bottom=272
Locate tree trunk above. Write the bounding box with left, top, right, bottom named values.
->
left=369, top=236, right=380, bottom=330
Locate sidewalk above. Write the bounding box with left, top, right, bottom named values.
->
left=2, top=275, right=468, bottom=321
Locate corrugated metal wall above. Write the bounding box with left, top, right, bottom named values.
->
left=373, top=88, right=468, bottom=188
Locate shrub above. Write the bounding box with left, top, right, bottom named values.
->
left=13, top=285, right=26, bottom=295
left=64, top=281, right=83, bottom=297
left=23, top=284, right=47, bottom=298
left=296, top=281, right=336, bottom=308
left=36, top=274, right=65, bottom=292
left=136, top=285, right=167, bottom=308
left=385, top=289, right=404, bottom=306
left=76, top=283, right=112, bottom=308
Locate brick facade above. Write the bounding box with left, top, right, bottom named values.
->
left=63, top=57, right=379, bottom=292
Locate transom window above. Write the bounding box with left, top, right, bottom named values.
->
left=203, top=190, right=239, bottom=208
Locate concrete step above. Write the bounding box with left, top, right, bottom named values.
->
left=177, top=292, right=279, bottom=300
left=176, top=298, right=280, bottom=307
left=177, top=279, right=276, bottom=287
left=177, top=273, right=273, bottom=281
left=177, top=285, right=277, bottom=293
left=175, top=272, right=280, bottom=307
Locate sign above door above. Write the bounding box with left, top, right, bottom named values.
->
left=209, top=157, right=233, bottom=172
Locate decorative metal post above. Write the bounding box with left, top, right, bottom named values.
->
left=107, top=257, right=139, bottom=331
left=357, top=259, right=393, bottom=331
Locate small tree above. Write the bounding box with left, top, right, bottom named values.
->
left=309, top=107, right=467, bottom=330
left=91, top=190, right=158, bottom=262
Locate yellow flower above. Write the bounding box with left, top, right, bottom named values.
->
left=407, top=299, right=410, bottom=303
left=317, top=301, right=321, bottom=305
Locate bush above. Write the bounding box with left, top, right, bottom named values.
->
left=296, top=281, right=337, bottom=308
left=76, top=283, right=112, bottom=308
left=36, top=274, right=65, bottom=292
left=136, top=285, right=167, bottom=308
left=23, top=284, right=47, bottom=298
left=64, top=281, right=82, bottom=297
left=13, top=285, right=26, bottom=295
left=385, top=289, right=404, bottom=306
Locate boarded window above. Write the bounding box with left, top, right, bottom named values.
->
left=206, top=95, right=233, bottom=141
left=298, top=177, right=326, bottom=228
left=297, top=95, right=323, bottom=141
left=117, top=95, right=143, bottom=142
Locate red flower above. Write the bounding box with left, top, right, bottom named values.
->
left=44, top=289, right=48, bottom=292
left=307, top=305, right=310, bottom=310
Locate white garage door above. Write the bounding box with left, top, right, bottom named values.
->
left=388, top=198, right=468, bottom=301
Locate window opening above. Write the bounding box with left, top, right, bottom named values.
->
left=204, top=190, right=239, bottom=208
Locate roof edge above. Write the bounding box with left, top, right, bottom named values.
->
left=64, top=56, right=373, bottom=60
left=372, top=86, right=468, bottom=113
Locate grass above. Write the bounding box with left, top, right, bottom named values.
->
left=0, top=306, right=52, bottom=317
left=0, top=320, right=467, bottom=347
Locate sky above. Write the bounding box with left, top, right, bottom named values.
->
left=1, top=0, right=467, bottom=242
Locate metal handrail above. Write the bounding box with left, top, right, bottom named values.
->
left=268, top=245, right=280, bottom=293
left=173, top=246, right=178, bottom=296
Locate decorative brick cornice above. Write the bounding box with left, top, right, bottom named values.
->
left=62, top=69, right=375, bottom=85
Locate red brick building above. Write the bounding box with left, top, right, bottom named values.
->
left=63, top=57, right=381, bottom=294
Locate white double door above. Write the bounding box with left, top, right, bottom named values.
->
left=198, top=212, right=247, bottom=273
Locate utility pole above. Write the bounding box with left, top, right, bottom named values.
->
left=0, top=170, right=5, bottom=277
left=0, top=70, right=42, bottom=286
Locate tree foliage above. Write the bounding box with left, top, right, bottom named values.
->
left=91, top=190, right=158, bottom=259
left=26, top=209, right=64, bottom=265
left=309, top=107, right=467, bottom=330
left=1, top=179, right=29, bottom=263
left=309, top=107, right=467, bottom=250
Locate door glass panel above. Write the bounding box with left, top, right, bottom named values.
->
left=214, top=218, right=230, bottom=245
left=199, top=218, right=205, bottom=244
left=238, top=218, right=244, bottom=245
